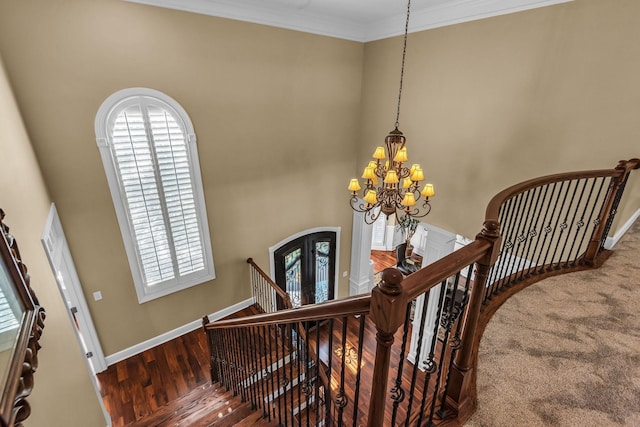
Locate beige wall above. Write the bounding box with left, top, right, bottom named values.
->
left=361, top=0, right=640, bottom=239
left=0, top=57, right=105, bottom=426
left=0, top=0, right=639, bottom=424
left=0, top=0, right=363, bottom=355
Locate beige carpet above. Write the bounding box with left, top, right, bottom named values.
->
left=467, top=219, right=640, bottom=426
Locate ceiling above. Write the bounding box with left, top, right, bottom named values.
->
left=124, top=0, right=572, bottom=42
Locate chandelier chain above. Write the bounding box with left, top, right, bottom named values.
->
left=395, top=0, right=411, bottom=129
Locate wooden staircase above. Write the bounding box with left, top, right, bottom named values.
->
left=125, top=309, right=324, bottom=426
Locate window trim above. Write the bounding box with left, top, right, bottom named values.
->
left=95, top=87, right=215, bottom=303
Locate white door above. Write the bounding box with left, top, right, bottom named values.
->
left=41, top=204, right=107, bottom=374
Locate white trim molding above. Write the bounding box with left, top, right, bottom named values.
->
left=124, top=0, right=573, bottom=42
left=104, top=297, right=254, bottom=366
left=604, top=208, right=640, bottom=250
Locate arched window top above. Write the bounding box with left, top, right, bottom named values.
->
left=95, top=88, right=214, bottom=303
left=95, top=87, right=195, bottom=146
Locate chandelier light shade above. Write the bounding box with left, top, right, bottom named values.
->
left=348, top=0, right=434, bottom=225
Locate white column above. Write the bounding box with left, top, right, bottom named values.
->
left=408, top=284, right=443, bottom=369
left=407, top=223, right=457, bottom=368
left=349, top=210, right=374, bottom=296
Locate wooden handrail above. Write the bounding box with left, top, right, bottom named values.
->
left=485, top=168, right=620, bottom=222
left=247, top=257, right=293, bottom=308
left=485, top=159, right=639, bottom=222
left=205, top=294, right=371, bottom=329
left=401, top=239, right=493, bottom=301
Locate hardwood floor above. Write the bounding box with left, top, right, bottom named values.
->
left=370, top=250, right=396, bottom=273
left=97, top=297, right=448, bottom=426
left=97, top=306, right=260, bottom=427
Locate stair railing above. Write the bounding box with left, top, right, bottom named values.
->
left=247, top=257, right=293, bottom=312
left=203, top=158, right=638, bottom=426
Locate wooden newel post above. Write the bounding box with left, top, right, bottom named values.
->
left=202, top=316, right=218, bottom=383
left=445, top=220, right=501, bottom=417
left=584, top=159, right=640, bottom=265
left=367, top=268, right=407, bottom=427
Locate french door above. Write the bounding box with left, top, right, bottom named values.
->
left=274, top=231, right=336, bottom=308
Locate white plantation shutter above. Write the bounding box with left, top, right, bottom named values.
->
left=96, top=89, right=214, bottom=303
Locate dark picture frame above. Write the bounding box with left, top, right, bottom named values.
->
left=0, top=209, right=45, bottom=427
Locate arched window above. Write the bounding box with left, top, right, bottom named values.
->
left=95, top=88, right=214, bottom=303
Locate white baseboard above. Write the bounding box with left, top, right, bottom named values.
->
left=604, top=208, right=640, bottom=250
left=105, top=297, right=254, bottom=366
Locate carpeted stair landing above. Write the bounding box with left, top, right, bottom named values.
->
left=467, top=219, right=640, bottom=426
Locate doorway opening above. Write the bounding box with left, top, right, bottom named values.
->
left=41, top=204, right=111, bottom=424
left=270, top=228, right=339, bottom=307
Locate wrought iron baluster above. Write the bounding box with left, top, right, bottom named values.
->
left=327, top=318, right=334, bottom=425
left=538, top=181, right=565, bottom=273
left=513, top=187, right=542, bottom=282
left=296, top=324, right=303, bottom=426
left=577, top=177, right=607, bottom=265
left=516, top=186, right=544, bottom=281
left=220, top=329, right=231, bottom=391
left=238, top=328, right=249, bottom=403
left=565, top=178, right=596, bottom=266
left=250, top=326, right=264, bottom=413
left=600, top=172, right=631, bottom=251
left=508, top=188, right=536, bottom=285
left=532, top=182, right=559, bottom=271
left=558, top=178, right=588, bottom=267
left=288, top=323, right=295, bottom=427
left=335, top=317, right=349, bottom=427
left=404, top=289, right=432, bottom=427
left=549, top=179, right=580, bottom=268
left=486, top=196, right=515, bottom=299
left=279, top=324, right=289, bottom=427
left=246, top=327, right=259, bottom=409
left=427, top=277, right=459, bottom=425
left=390, top=302, right=413, bottom=425
left=233, top=329, right=247, bottom=401
left=525, top=183, right=551, bottom=278
left=438, top=265, right=473, bottom=419
left=495, top=192, right=524, bottom=292
left=302, top=321, right=311, bottom=427
left=352, top=314, right=366, bottom=426
left=417, top=280, right=447, bottom=427
left=264, top=324, right=276, bottom=422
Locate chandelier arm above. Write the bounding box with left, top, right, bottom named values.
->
left=350, top=196, right=372, bottom=213
left=364, top=208, right=382, bottom=225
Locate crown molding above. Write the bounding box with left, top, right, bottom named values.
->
left=124, top=0, right=573, bottom=42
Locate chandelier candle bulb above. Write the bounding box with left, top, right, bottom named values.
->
left=411, top=167, right=424, bottom=182
left=401, top=192, right=416, bottom=207
left=363, top=190, right=377, bottom=205
left=393, top=146, right=408, bottom=163
left=362, top=166, right=375, bottom=180
left=421, top=183, right=435, bottom=198
left=384, top=170, right=399, bottom=184
left=373, top=146, right=386, bottom=160
left=348, top=179, right=361, bottom=193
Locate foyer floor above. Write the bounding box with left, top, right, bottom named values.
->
left=97, top=251, right=397, bottom=426
left=370, top=249, right=396, bottom=273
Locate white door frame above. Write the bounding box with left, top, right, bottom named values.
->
left=41, top=204, right=111, bottom=424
